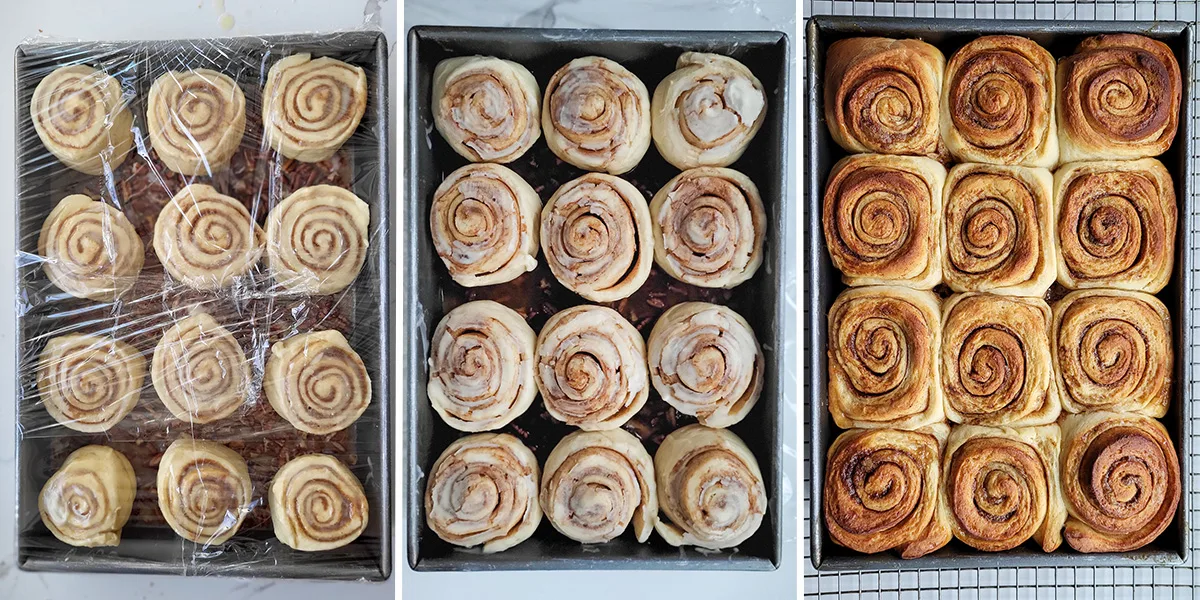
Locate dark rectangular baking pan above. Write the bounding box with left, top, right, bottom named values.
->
left=806, top=16, right=1193, bottom=571
left=405, top=26, right=789, bottom=571
left=14, top=32, right=393, bottom=580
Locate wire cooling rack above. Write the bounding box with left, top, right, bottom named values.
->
left=803, top=1, right=1200, bottom=597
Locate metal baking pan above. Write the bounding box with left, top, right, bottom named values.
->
left=14, top=32, right=393, bottom=581
left=806, top=16, right=1193, bottom=571
left=405, top=26, right=789, bottom=571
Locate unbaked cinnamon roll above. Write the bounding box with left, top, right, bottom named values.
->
left=30, top=65, right=134, bottom=175
left=648, top=302, right=763, bottom=428
left=265, top=330, right=371, bottom=435
left=37, top=333, right=145, bottom=433
left=543, top=56, right=651, bottom=174
left=541, top=428, right=656, bottom=544
left=427, top=300, right=536, bottom=432
left=650, top=167, right=766, bottom=288
left=651, top=52, right=767, bottom=169
left=540, top=173, right=653, bottom=302
left=270, top=454, right=369, bottom=551
left=39, top=445, right=136, bottom=547
left=38, top=194, right=144, bottom=301
left=425, top=433, right=541, bottom=553
left=535, top=305, right=647, bottom=430
left=1053, top=159, right=1176, bottom=293
left=822, top=154, right=945, bottom=288
left=151, top=311, right=249, bottom=424
left=266, top=185, right=370, bottom=295
left=147, top=69, right=246, bottom=176
left=157, top=438, right=253, bottom=545
left=1057, top=34, right=1181, bottom=163
left=827, top=286, right=942, bottom=430
left=430, top=163, right=540, bottom=287
left=1060, top=412, right=1180, bottom=553
left=432, top=56, right=541, bottom=164
left=153, top=184, right=264, bottom=290
left=263, top=54, right=367, bottom=163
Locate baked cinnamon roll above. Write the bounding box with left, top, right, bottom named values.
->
left=433, top=56, right=541, bottom=163
left=543, top=56, right=651, bottom=174
left=37, top=333, right=145, bottom=433
left=270, top=454, right=369, bottom=551
left=265, top=330, right=371, bottom=435
left=147, top=69, right=246, bottom=176
left=39, top=445, right=136, bottom=547
left=151, top=311, right=249, bottom=424
left=156, top=438, right=253, bottom=545
left=38, top=194, right=144, bottom=301
left=263, top=54, right=367, bottom=163
left=30, top=65, right=134, bottom=175
left=266, top=185, right=370, bottom=295
left=153, top=184, right=264, bottom=290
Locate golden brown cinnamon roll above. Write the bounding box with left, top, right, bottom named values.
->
left=151, top=311, right=249, bottom=424
left=433, top=56, right=541, bottom=164
left=425, top=433, right=541, bottom=553
left=38, top=194, right=144, bottom=301
left=266, top=185, right=370, bottom=295
left=147, top=69, right=246, bottom=176
left=153, top=184, right=264, bottom=290
left=1060, top=412, right=1180, bottom=553
left=30, top=65, right=134, bottom=175
left=1053, top=159, right=1176, bottom=293
left=543, top=56, right=651, bottom=174
left=156, top=439, right=253, bottom=545
left=822, top=154, right=944, bottom=289
left=827, top=286, right=942, bottom=430
left=263, top=54, right=367, bottom=163
left=39, top=445, right=136, bottom=547
left=37, top=333, right=145, bottom=433
left=265, top=330, right=371, bottom=435
left=270, top=454, right=369, bottom=551
left=540, top=173, right=653, bottom=302
left=1057, top=34, right=1181, bottom=163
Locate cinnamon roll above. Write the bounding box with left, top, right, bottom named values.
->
left=30, top=65, right=133, bottom=175
left=263, top=54, right=367, bottom=163
left=156, top=438, right=253, bottom=545
left=824, top=425, right=951, bottom=558
left=824, top=37, right=945, bottom=156
left=535, top=305, right=647, bottom=430
left=648, top=302, right=763, bottom=428
left=941, top=293, right=1060, bottom=427
left=430, top=163, right=540, bottom=287
left=540, top=173, right=653, bottom=302
left=651, top=167, right=766, bottom=288
left=265, top=330, right=371, bottom=435
left=270, top=454, right=369, bottom=551
left=425, top=433, right=541, bottom=553
left=540, top=428, right=656, bottom=544
left=147, top=69, right=246, bottom=176
left=1053, top=159, right=1176, bottom=293
left=650, top=52, right=767, bottom=169
left=822, top=154, right=944, bottom=289
left=153, top=184, right=264, bottom=290
left=942, top=163, right=1056, bottom=296
left=432, top=56, right=541, bottom=164
left=151, top=311, right=249, bottom=424
left=38, top=194, right=144, bottom=301
left=941, top=36, right=1058, bottom=167
left=266, top=185, right=370, bottom=295
left=827, top=286, right=943, bottom=430
left=428, top=300, right=537, bottom=432
left=1060, top=412, right=1181, bottom=553
left=39, top=445, right=136, bottom=547
left=37, top=333, right=145, bottom=433
left=1057, top=34, right=1181, bottom=163
left=542, top=56, right=651, bottom=174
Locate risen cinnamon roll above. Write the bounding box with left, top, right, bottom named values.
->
left=651, top=52, right=767, bottom=169
left=648, top=302, right=763, bottom=428
left=941, top=293, right=1060, bottom=427
left=157, top=438, right=253, bottom=545
left=151, top=311, right=249, bottom=424
left=827, top=286, right=942, bottom=430
left=265, top=330, right=371, bottom=435
left=147, top=69, right=246, bottom=176
left=433, top=56, right=540, bottom=164
left=266, top=185, right=370, bottom=295
left=535, top=305, right=647, bottom=430
left=428, top=300, right=537, bottom=432
left=425, top=433, right=541, bottom=553
left=824, top=37, right=945, bottom=156
left=541, top=428, right=656, bottom=544
left=153, top=184, right=264, bottom=290
left=270, top=454, right=369, bottom=551
left=540, top=173, right=653, bottom=302
left=822, top=154, right=945, bottom=289
left=39, top=445, right=136, bottom=547
left=824, top=425, right=951, bottom=558
left=941, top=36, right=1058, bottom=167
left=1060, top=412, right=1180, bottom=553
left=38, top=194, right=144, bottom=301
left=30, top=65, right=134, bottom=175
left=543, top=56, right=651, bottom=174
left=263, top=54, right=367, bottom=163
left=37, top=333, right=145, bottom=433
left=430, top=163, right=540, bottom=287
left=1057, top=34, right=1181, bottom=163
left=1053, top=159, right=1176, bottom=293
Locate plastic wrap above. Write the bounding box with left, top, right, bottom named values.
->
left=15, top=31, right=391, bottom=580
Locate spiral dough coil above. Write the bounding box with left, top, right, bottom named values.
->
left=542, top=56, right=651, bottom=174
left=147, top=69, right=246, bottom=176
left=266, top=184, right=370, bottom=295
left=153, top=183, right=264, bottom=290
left=38, top=194, right=144, bottom=301
left=263, top=54, right=367, bottom=163
left=39, top=445, right=136, bottom=548
left=265, top=330, right=371, bottom=435
left=270, top=454, right=369, bottom=551
left=156, top=438, right=252, bottom=545
left=37, top=333, right=146, bottom=433
left=432, top=56, right=541, bottom=164
left=151, top=311, right=249, bottom=424
left=30, top=65, right=134, bottom=176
